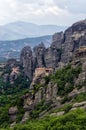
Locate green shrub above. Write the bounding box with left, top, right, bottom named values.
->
left=0, top=108, right=86, bottom=130
left=51, top=65, right=82, bottom=96
left=72, top=92, right=86, bottom=103
left=61, top=96, right=71, bottom=104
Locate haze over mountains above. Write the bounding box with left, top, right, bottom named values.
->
left=0, top=21, right=67, bottom=62
left=0, top=21, right=67, bottom=41
left=0, top=35, right=52, bottom=62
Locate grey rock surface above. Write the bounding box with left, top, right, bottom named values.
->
left=20, top=19, right=86, bottom=80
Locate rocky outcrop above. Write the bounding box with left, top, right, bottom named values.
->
left=10, top=69, right=20, bottom=84
left=7, top=19, right=86, bottom=125
left=9, top=106, right=18, bottom=122
left=20, top=19, right=86, bottom=80
left=73, top=48, right=86, bottom=87
left=3, top=64, right=21, bottom=85
left=68, top=87, right=86, bottom=98
left=61, top=19, right=86, bottom=63
left=51, top=32, right=64, bottom=49
left=50, top=111, right=65, bottom=117
left=33, top=43, right=46, bottom=68
left=70, top=101, right=86, bottom=111
left=44, top=47, right=61, bottom=68
left=20, top=45, right=86, bottom=123
left=73, top=101, right=86, bottom=108
left=20, top=46, right=33, bottom=80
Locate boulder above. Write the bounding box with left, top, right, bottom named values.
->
left=9, top=106, right=18, bottom=122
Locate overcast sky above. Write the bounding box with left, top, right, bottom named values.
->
left=0, top=0, right=86, bottom=26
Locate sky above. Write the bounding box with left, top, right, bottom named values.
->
left=0, top=0, right=86, bottom=26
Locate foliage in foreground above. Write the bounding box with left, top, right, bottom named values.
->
left=45, top=64, right=82, bottom=96
left=1, top=109, right=86, bottom=130
left=0, top=64, right=85, bottom=129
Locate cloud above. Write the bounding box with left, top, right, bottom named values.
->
left=0, top=0, right=85, bottom=26
left=54, top=0, right=86, bottom=14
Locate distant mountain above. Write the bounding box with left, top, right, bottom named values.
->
left=0, top=35, right=52, bottom=62
left=0, top=21, right=67, bottom=41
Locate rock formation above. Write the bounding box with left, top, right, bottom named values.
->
left=51, top=32, right=64, bottom=49
left=3, top=59, right=20, bottom=84
left=33, top=43, right=46, bottom=68
left=20, top=19, right=86, bottom=80
left=61, top=19, right=86, bottom=63
left=20, top=46, right=33, bottom=80
left=8, top=19, right=86, bottom=126
left=9, top=106, right=18, bottom=122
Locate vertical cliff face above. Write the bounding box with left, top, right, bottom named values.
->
left=33, top=43, right=46, bottom=68
left=44, top=47, right=60, bottom=68
left=44, top=32, right=64, bottom=68
left=61, top=19, right=86, bottom=63
left=20, top=44, right=62, bottom=80
left=8, top=19, right=86, bottom=126
left=20, top=46, right=33, bottom=80
left=51, top=32, right=64, bottom=49
left=20, top=19, right=86, bottom=80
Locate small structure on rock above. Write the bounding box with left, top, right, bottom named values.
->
left=11, top=67, right=20, bottom=74
left=75, top=46, right=86, bottom=58
left=34, top=67, right=53, bottom=77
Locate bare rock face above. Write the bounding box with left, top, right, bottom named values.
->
left=51, top=32, right=64, bottom=49
left=50, top=111, right=65, bottom=117
left=74, top=50, right=86, bottom=87
left=30, top=69, right=58, bottom=104
left=68, top=87, right=86, bottom=98
left=44, top=46, right=62, bottom=69
left=44, top=32, right=64, bottom=69
left=21, top=111, right=30, bottom=123
left=82, top=62, right=86, bottom=71
left=9, top=106, right=18, bottom=122
left=75, top=71, right=86, bottom=87
left=21, top=71, right=60, bottom=122
left=19, top=19, right=86, bottom=81
left=20, top=46, right=33, bottom=80
left=9, top=67, right=20, bottom=84
left=9, top=106, right=18, bottom=115
left=4, top=67, right=21, bottom=85
left=61, top=19, right=86, bottom=63
left=73, top=101, right=86, bottom=108
left=33, top=43, right=46, bottom=68
left=34, top=87, right=43, bottom=103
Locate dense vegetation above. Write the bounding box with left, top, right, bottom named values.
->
left=0, top=64, right=85, bottom=129
left=1, top=109, right=86, bottom=130
left=0, top=64, right=30, bottom=106
left=45, top=64, right=82, bottom=96
left=0, top=64, right=31, bottom=128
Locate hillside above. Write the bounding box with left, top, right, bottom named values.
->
left=0, top=19, right=86, bottom=130
left=1, top=109, right=86, bottom=130
left=0, top=35, right=52, bottom=62
left=0, top=21, right=66, bottom=41
left=0, top=54, right=86, bottom=129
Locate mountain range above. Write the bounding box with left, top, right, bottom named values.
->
left=0, top=21, right=67, bottom=41
left=0, top=35, right=52, bottom=62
